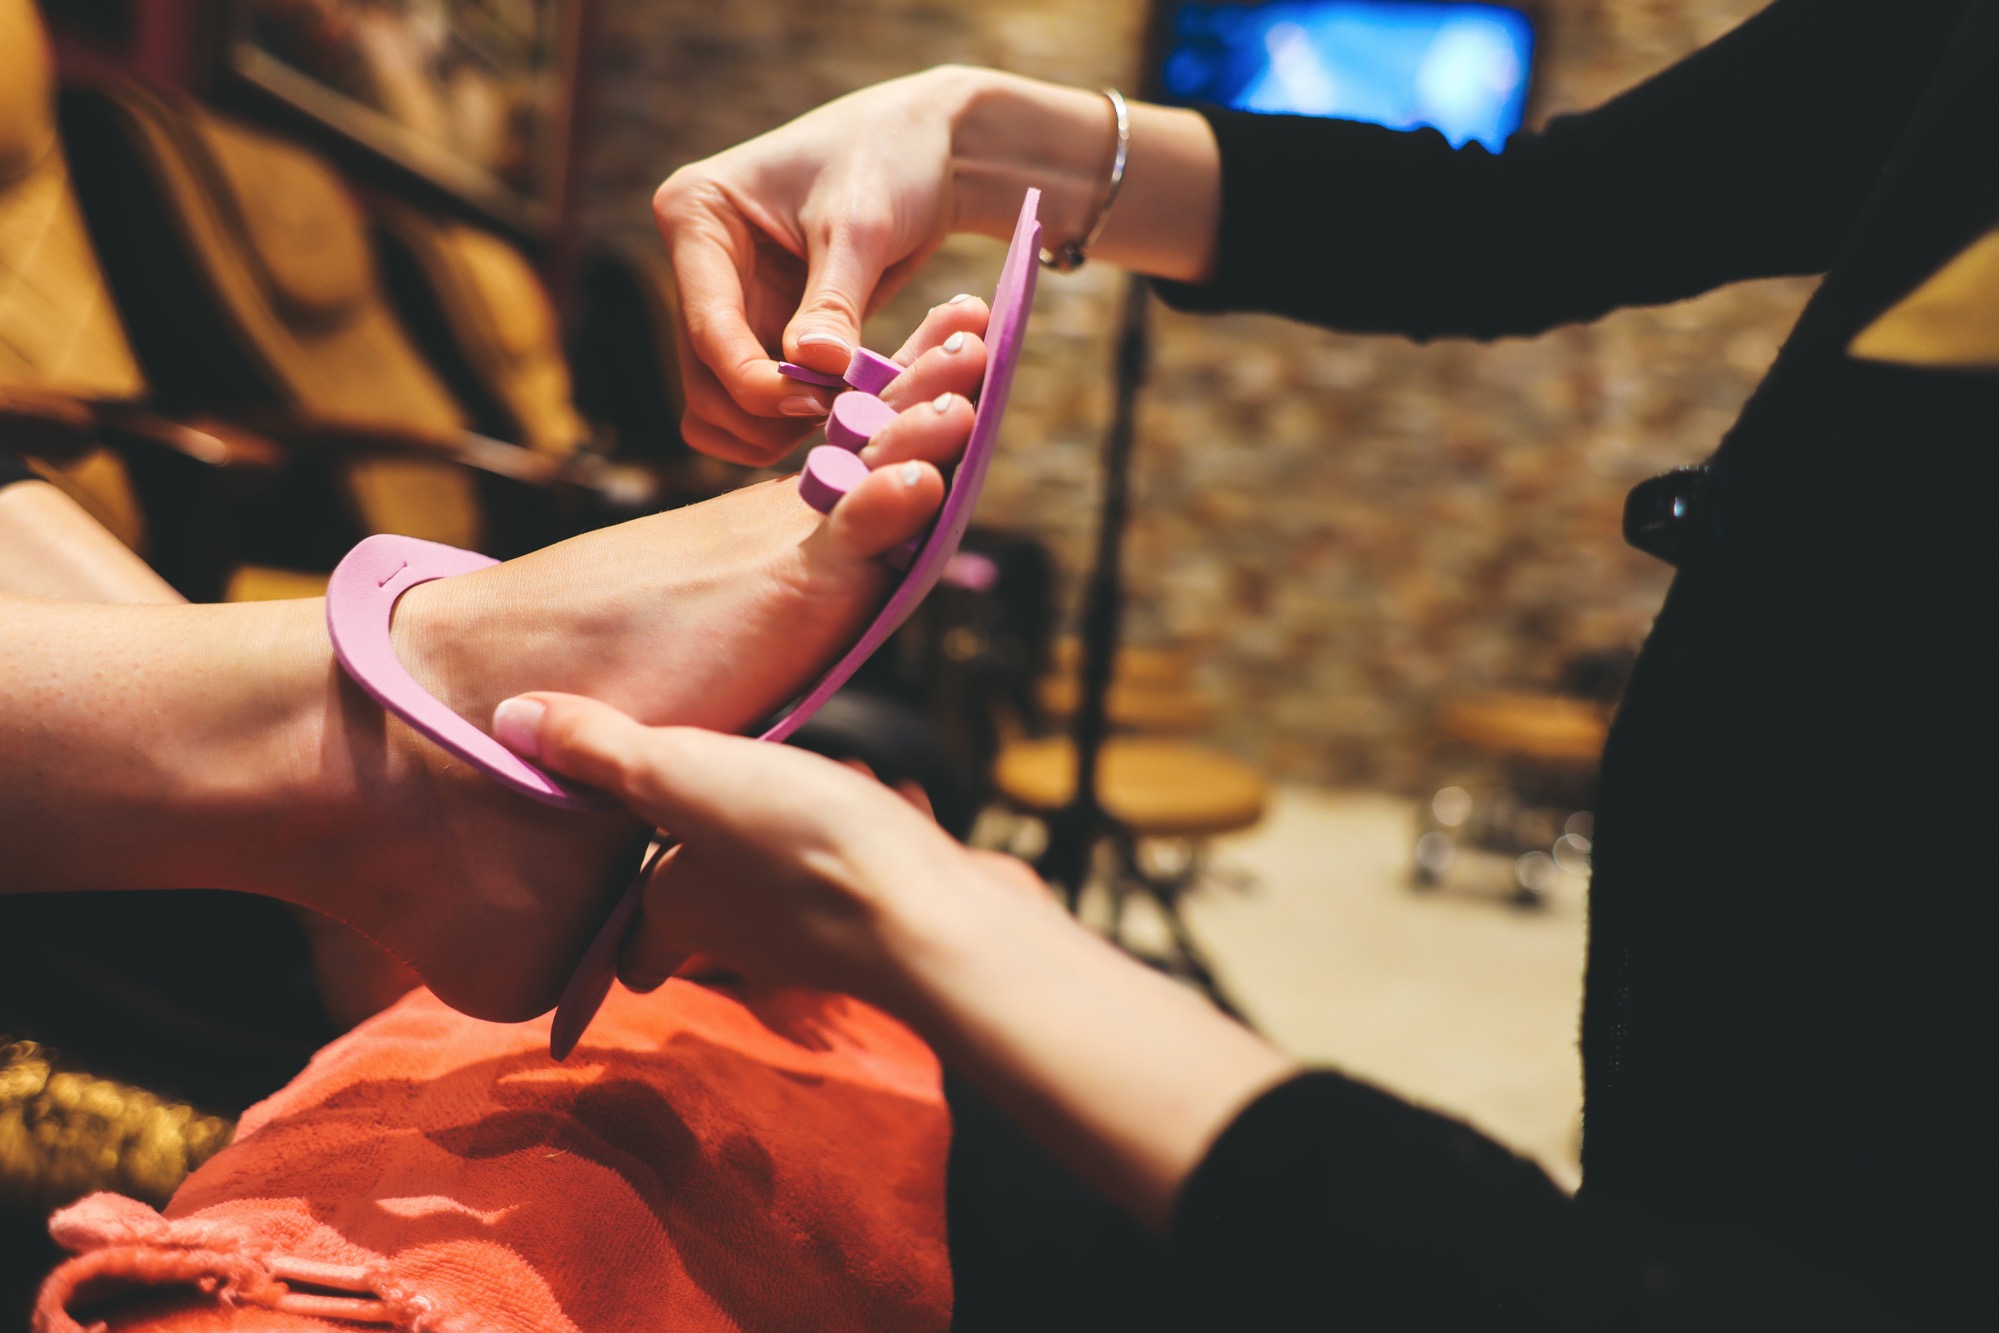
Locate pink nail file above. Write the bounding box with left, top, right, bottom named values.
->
left=326, top=189, right=1042, bottom=1060
left=777, top=361, right=844, bottom=389
left=825, top=391, right=897, bottom=452
left=843, top=347, right=902, bottom=394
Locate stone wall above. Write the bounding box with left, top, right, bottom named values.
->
left=580, top=0, right=1814, bottom=789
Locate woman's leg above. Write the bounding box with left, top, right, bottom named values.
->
left=0, top=477, right=180, bottom=604
left=0, top=336, right=982, bottom=1023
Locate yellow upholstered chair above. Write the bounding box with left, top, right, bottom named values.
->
left=374, top=202, right=589, bottom=459
left=60, top=78, right=564, bottom=564
left=1, top=0, right=286, bottom=597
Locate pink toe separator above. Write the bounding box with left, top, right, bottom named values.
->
left=326, top=190, right=1042, bottom=1061
left=843, top=347, right=902, bottom=394
left=326, top=537, right=610, bottom=811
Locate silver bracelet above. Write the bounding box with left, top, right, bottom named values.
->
left=1039, top=87, right=1130, bottom=272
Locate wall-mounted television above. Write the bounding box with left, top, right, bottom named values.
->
left=1150, top=1, right=1537, bottom=152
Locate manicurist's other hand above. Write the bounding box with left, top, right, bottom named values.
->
left=492, top=691, right=994, bottom=1002
left=495, top=691, right=1298, bottom=1236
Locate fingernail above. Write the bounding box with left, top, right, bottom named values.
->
left=930, top=392, right=954, bottom=414
left=796, top=331, right=853, bottom=354
left=492, top=697, right=546, bottom=758
left=943, top=332, right=967, bottom=353
left=899, top=461, right=923, bottom=486
left=780, top=394, right=831, bottom=417
left=947, top=292, right=973, bottom=305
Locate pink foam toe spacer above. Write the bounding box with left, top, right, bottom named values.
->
left=798, top=445, right=871, bottom=514
left=825, top=391, right=898, bottom=453
left=843, top=347, right=902, bottom=394
left=550, top=189, right=1044, bottom=1059
left=778, top=361, right=845, bottom=389
left=325, top=535, right=609, bottom=811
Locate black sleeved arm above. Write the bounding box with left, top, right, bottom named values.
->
left=1170, top=1072, right=1919, bottom=1331
left=1154, top=0, right=1965, bottom=340
left=0, top=448, right=38, bottom=489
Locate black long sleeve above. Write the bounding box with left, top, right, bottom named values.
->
left=0, top=449, right=37, bottom=489
left=1171, top=1072, right=1920, bottom=1331
left=1157, top=0, right=1964, bottom=340
left=1146, top=3, right=1993, bottom=1328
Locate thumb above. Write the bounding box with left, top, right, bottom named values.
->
left=783, top=218, right=892, bottom=372
left=493, top=692, right=716, bottom=832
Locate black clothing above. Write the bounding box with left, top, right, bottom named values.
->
left=1157, top=1, right=1998, bottom=1327
left=0, top=447, right=36, bottom=489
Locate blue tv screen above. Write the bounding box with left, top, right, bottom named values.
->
left=1157, top=1, right=1536, bottom=152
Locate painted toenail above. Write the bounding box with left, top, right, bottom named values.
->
left=931, top=393, right=954, bottom=414
left=947, top=292, right=973, bottom=304
left=899, top=461, right=923, bottom=486
left=943, top=332, right=967, bottom=352
left=493, top=697, right=547, bottom=759
left=780, top=395, right=832, bottom=417
left=796, top=330, right=853, bottom=353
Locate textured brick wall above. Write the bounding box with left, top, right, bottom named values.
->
left=580, top=0, right=1813, bottom=789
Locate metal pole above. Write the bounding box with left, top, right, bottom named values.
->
left=1040, top=273, right=1152, bottom=902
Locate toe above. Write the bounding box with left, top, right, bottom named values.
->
left=883, top=333, right=987, bottom=409
left=806, top=459, right=947, bottom=562
left=860, top=392, right=975, bottom=469
left=891, top=296, right=992, bottom=364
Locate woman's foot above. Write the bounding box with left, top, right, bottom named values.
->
left=306, top=300, right=992, bottom=1023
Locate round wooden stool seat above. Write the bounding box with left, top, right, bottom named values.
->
left=1438, top=692, right=1608, bottom=764
left=1049, top=639, right=1194, bottom=688
left=994, top=736, right=1268, bottom=838
left=1035, top=675, right=1218, bottom=733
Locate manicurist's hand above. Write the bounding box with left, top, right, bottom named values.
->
left=492, top=691, right=986, bottom=1001
left=653, top=69, right=964, bottom=465
left=497, top=691, right=1298, bottom=1235
left=653, top=65, right=1222, bottom=464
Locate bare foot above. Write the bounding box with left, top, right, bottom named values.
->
left=309, top=300, right=991, bottom=1022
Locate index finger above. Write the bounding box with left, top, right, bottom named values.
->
left=668, top=225, right=797, bottom=418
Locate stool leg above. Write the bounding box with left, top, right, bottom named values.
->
left=1110, top=830, right=1249, bottom=1024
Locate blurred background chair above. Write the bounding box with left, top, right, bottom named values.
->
left=1409, top=649, right=1632, bottom=908
left=374, top=203, right=670, bottom=526
left=988, top=635, right=1268, bottom=1016
left=1, top=0, right=286, bottom=600
left=570, top=241, right=750, bottom=505
left=58, top=74, right=564, bottom=580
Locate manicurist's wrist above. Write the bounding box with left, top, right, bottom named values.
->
left=868, top=846, right=1072, bottom=1032
left=944, top=66, right=1220, bottom=284
left=945, top=66, right=1119, bottom=248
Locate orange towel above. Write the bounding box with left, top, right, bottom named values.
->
left=35, top=981, right=952, bottom=1332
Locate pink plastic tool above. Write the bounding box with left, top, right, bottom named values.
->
left=798, top=445, right=871, bottom=514
left=843, top=347, right=902, bottom=395
left=777, top=361, right=844, bottom=389
left=825, top=391, right=897, bottom=452
left=324, top=189, right=1042, bottom=1060
left=325, top=537, right=611, bottom=810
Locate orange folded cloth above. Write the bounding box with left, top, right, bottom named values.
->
left=36, top=981, right=952, bottom=1332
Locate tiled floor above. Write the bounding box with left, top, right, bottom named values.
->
left=1105, top=786, right=1589, bottom=1190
